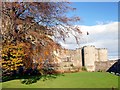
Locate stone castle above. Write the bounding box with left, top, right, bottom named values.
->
left=52, top=45, right=117, bottom=73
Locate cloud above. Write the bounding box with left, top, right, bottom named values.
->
left=59, top=22, right=118, bottom=59
left=95, top=21, right=114, bottom=25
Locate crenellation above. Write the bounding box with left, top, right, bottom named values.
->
left=52, top=45, right=117, bottom=73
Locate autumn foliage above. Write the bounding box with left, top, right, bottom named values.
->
left=2, top=44, right=24, bottom=75
left=1, top=1, right=81, bottom=76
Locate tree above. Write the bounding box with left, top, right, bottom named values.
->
left=1, top=1, right=81, bottom=74
left=2, top=2, right=81, bottom=44
left=2, top=44, right=24, bottom=75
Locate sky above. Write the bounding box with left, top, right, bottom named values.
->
left=59, top=2, right=119, bottom=60
left=68, top=2, right=118, bottom=26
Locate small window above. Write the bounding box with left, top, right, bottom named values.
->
left=67, top=57, right=70, bottom=62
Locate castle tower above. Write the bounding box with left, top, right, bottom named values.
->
left=98, top=48, right=108, bottom=61
left=95, top=48, right=99, bottom=61
left=74, top=48, right=82, bottom=68
left=83, top=45, right=96, bottom=71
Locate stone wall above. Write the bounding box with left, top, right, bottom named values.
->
left=53, top=48, right=82, bottom=73
left=52, top=45, right=115, bottom=73
left=95, top=60, right=118, bottom=72
left=95, top=49, right=99, bottom=61
left=98, top=48, right=108, bottom=61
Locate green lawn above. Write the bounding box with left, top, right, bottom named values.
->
left=1, top=72, right=118, bottom=88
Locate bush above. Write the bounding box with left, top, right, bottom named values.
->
left=81, top=66, right=87, bottom=71
left=2, top=44, right=25, bottom=76
left=97, top=69, right=105, bottom=72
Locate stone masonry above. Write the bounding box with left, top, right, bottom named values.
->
left=53, top=45, right=117, bottom=72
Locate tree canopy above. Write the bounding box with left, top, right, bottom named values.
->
left=1, top=1, right=81, bottom=75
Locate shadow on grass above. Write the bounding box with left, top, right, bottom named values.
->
left=2, top=73, right=65, bottom=85
left=20, top=74, right=64, bottom=85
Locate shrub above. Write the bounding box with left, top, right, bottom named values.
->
left=2, top=44, right=25, bottom=75
left=81, top=66, right=87, bottom=71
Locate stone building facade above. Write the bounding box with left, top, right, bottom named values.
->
left=53, top=45, right=117, bottom=72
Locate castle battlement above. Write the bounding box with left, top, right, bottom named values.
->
left=53, top=45, right=108, bottom=72
left=97, top=48, right=107, bottom=50
left=83, top=45, right=95, bottom=48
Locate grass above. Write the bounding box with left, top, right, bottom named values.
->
left=1, top=72, right=118, bottom=88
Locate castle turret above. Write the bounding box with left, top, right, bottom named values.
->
left=98, top=48, right=108, bottom=61
left=83, top=45, right=96, bottom=71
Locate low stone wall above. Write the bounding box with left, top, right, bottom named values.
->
left=95, top=60, right=118, bottom=72
left=53, top=60, right=118, bottom=73
left=55, top=61, right=81, bottom=73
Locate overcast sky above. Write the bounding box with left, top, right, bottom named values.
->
left=59, top=2, right=118, bottom=60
